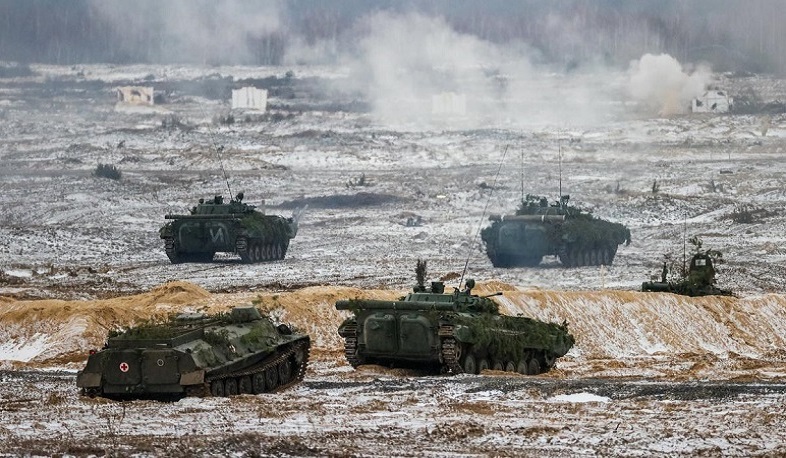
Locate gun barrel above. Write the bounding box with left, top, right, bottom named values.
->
left=500, top=214, right=566, bottom=223
left=336, top=299, right=456, bottom=311
left=164, top=214, right=246, bottom=220
left=641, top=281, right=671, bottom=292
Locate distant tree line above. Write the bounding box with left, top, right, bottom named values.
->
left=1, top=0, right=785, bottom=74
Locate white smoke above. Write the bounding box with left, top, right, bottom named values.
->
left=353, top=13, right=501, bottom=124
left=289, top=12, right=624, bottom=129
left=627, top=53, right=712, bottom=115
left=89, top=0, right=283, bottom=65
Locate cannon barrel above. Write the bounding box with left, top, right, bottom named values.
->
left=498, top=214, right=566, bottom=223
left=164, top=214, right=246, bottom=220
left=336, top=299, right=457, bottom=311
left=641, top=281, right=672, bottom=292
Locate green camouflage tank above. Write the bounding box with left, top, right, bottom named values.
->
left=76, top=306, right=310, bottom=399
left=159, top=193, right=303, bottom=263
left=481, top=194, right=631, bottom=267
left=336, top=263, right=574, bottom=375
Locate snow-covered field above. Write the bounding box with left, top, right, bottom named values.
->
left=1, top=64, right=786, bottom=456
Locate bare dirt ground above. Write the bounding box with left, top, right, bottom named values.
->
left=2, top=64, right=786, bottom=456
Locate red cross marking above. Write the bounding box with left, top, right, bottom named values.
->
left=119, top=362, right=129, bottom=372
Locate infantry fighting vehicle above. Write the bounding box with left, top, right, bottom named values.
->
left=77, top=306, right=310, bottom=399
left=336, top=261, right=574, bottom=375
left=481, top=194, right=631, bottom=267
left=642, top=251, right=733, bottom=297
left=160, top=193, right=302, bottom=263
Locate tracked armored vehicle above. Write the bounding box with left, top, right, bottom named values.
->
left=642, top=252, right=733, bottom=297
left=159, top=193, right=302, bottom=263
left=336, top=263, right=574, bottom=375
left=77, top=306, right=310, bottom=399
left=481, top=194, right=631, bottom=267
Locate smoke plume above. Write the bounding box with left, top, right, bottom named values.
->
left=299, top=11, right=624, bottom=129
left=627, top=53, right=712, bottom=116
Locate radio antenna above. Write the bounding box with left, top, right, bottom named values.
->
left=682, top=216, right=687, bottom=278
left=519, top=146, right=524, bottom=202
left=558, top=135, right=563, bottom=198
left=459, top=144, right=510, bottom=291
left=198, top=104, right=233, bottom=199
left=214, top=143, right=233, bottom=199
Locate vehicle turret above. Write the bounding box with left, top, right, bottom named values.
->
left=642, top=251, right=733, bottom=297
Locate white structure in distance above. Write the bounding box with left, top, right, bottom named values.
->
left=232, top=87, right=268, bottom=112
left=431, top=92, right=467, bottom=116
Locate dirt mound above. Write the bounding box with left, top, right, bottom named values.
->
left=0, top=281, right=212, bottom=368
left=4, top=280, right=786, bottom=379
left=248, top=286, right=401, bottom=351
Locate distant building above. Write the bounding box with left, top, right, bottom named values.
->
left=232, top=87, right=268, bottom=111
left=116, top=86, right=154, bottom=105
left=691, top=90, right=733, bottom=113
left=432, top=92, right=467, bottom=116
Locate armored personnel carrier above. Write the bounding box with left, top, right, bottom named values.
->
left=642, top=252, right=733, bottom=297
left=159, top=193, right=302, bottom=263
left=336, top=261, right=574, bottom=375
left=77, top=306, right=310, bottom=399
left=481, top=194, right=631, bottom=267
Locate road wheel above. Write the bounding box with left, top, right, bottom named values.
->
left=505, top=361, right=516, bottom=372
left=239, top=246, right=251, bottom=263
left=238, top=376, right=253, bottom=394
left=477, top=358, right=490, bottom=373
left=264, top=366, right=279, bottom=390
left=278, top=360, right=293, bottom=385
left=275, top=244, right=283, bottom=259
left=516, top=359, right=527, bottom=374
left=210, top=380, right=225, bottom=397
left=259, top=244, right=267, bottom=260
left=559, top=251, right=571, bottom=267
left=252, top=373, right=266, bottom=394
left=527, top=358, right=541, bottom=375
left=224, top=378, right=238, bottom=396
left=255, top=244, right=264, bottom=262
left=492, top=360, right=504, bottom=371
left=462, top=353, right=477, bottom=374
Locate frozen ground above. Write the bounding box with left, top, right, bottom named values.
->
left=1, top=64, right=786, bottom=456
left=1, top=65, right=785, bottom=300
left=3, top=366, right=786, bottom=457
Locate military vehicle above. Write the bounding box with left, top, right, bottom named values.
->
left=642, top=248, right=733, bottom=297
left=481, top=194, right=631, bottom=267
left=77, top=306, right=310, bottom=399
left=159, top=192, right=302, bottom=263
left=336, top=261, right=574, bottom=375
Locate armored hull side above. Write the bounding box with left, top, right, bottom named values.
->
left=77, top=306, right=310, bottom=399
left=336, top=281, right=574, bottom=375
left=481, top=195, right=630, bottom=268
